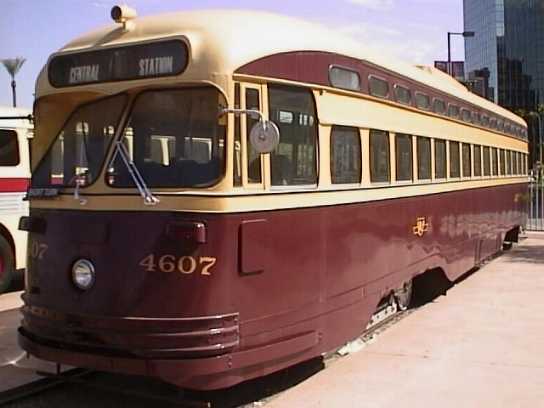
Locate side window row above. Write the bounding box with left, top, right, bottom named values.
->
left=329, top=66, right=527, bottom=140
left=330, top=126, right=528, bottom=185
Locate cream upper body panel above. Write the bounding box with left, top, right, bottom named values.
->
left=35, top=9, right=524, bottom=127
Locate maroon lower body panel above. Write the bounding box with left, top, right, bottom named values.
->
left=19, top=183, right=527, bottom=389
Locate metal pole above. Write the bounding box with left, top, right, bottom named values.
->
left=541, top=167, right=543, bottom=230
left=530, top=170, right=534, bottom=230
left=11, top=80, right=16, bottom=108
left=447, top=32, right=452, bottom=76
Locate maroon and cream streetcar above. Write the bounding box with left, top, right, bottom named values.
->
left=19, top=6, right=529, bottom=390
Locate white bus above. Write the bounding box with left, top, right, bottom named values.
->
left=0, top=106, right=31, bottom=293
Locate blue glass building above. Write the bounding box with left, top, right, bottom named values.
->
left=464, top=0, right=544, bottom=166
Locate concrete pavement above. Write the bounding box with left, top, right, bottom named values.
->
left=267, top=233, right=544, bottom=408
left=0, top=291, right=65, bottom=392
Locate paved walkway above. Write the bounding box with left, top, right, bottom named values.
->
left=267, top=233, right=544, bottom=408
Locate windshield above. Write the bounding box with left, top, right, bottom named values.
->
left=32, top=94, right=127, bottom=188
left=108, top=87, right=226, bottom=188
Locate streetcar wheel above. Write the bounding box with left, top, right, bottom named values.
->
left=0, top=236, right=15, bottom=294
left=394, top=280, right=413, bottom=311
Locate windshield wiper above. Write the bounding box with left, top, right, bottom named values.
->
left=109, top=139, right=160, bottom=206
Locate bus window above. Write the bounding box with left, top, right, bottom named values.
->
left=417, top=136, right=431, bottom=180
left=370, top=129, right=390, bottom=183
left=499, top=149, right=506, bottom=175
left=108, top=87, right=226, bottom=188
left=246, top=88, right=262, bottom=183
left=474, top=145, right=482, bottom=176
left=434, top=139, right=446, bottom=179
left=330, top=126, right=361, bottom=184
left=483, top=146, right=491, bottom=176
left=395, top=133, right=412, bottom=181
left=269, top=85, right=318, bottom=186
left=449, top=141, right=460, bottom=178
left=462, top=143, right=471, bottom=177
left=33, top=94, right=126, bottom=187
left=0, top=129, right=20, bottom=166
left=492, top=148, right=498, bottom=176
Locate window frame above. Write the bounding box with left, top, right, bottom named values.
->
left=329, top=65, right=361, bottom=91
left=393, top=84, right=412, bottom=105
left=268, top=84, right=319, bottom=188
left=368, top=74, right=390, bottom=99
left=395, top=133, right=413, bottom=182
left=414, top=92, right=431, bottom=111
left=461, top=143, right=471, bottom=178
left=449, top=141, right=461, bottom=179
left=433, top=98, right=447, bottom=115
left=369, top=129, right=391, bottom=184
left=330, top=125, right=362, bottom=185
left=434, top=139, right=447, bottom=180
left=0, top=129, right=20, bottom=167
left=473, top=145, right=482, bottom=177
left=416, top=136, right=432, bottom=181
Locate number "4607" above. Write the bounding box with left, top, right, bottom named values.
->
left=139, top=254, right=217, bottom=276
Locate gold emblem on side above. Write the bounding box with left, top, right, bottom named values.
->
left=412, top=217, right=429, bottom=237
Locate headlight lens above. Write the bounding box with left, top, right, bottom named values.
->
left=72, top=259, right=95, bottom=290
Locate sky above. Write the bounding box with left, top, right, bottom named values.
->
left=0, top=0, right=465, bottom=109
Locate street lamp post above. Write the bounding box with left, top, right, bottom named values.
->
left=447, top=31, right=475, bottom=76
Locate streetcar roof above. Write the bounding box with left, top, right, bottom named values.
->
left=0, top=105, right=33, bottom=130
left=39, top=9, right=525, bottom=126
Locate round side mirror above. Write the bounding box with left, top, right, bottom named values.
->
left=249, top=120, right=280, bottom=154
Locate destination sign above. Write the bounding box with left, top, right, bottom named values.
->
left=48, top=40, right=188, bottom=87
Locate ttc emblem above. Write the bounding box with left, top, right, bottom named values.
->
left=412, top=217, right=429, bottom=237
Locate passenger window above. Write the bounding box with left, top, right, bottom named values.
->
left=497, top=120, right=504, bottom=131
left=370, top=129, right=390, bottom=183
left=483, top=146, right=491, bottom=176
left=448, top=104, right=460, bottom=118
left=462, top=143, right=471, bottom=177
left=492, top=148, right=498, bottom=176
left=506, top=150, right=511, bottom=175
left=472, top=112, right=481, bottom=125
left=517, top=152, right=522, bottom=174
left=434, top=139, right=446, bottom=179
left=512, top=152, right=518, bottom=175
left=369, top=76, right=389, bottom=98
left=331, top=126, right=361, bottom=184
left=246, top=89, right=262, bottom=183
left=417, top=136, right=431, bottom=180
left=329, top=66, right=361, bottom=91
left=433, top=99, right=446, bottom=115
left=500, top=149, right=506, bottom=175
left=396, top=133, right=413, bottom=181
left=394, top=85, right=412, bottom=105
left=482, top=115, right=489, bottom=127
left=0, top=129, right=20, bottom=166
left=415, top=92, right=431, bottom=110
left=490, top=118, right=497, bottom=129
left=473, top=145, right=482, bottom=176
left=449, top=141, right=460, bottom=178
left=461, top=109, right=472, bottom=122
left=269, top=85, right=318, bottom=186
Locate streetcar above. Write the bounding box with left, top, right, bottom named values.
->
left=19, top=7, right=528, bottom=390
left=0, top=106, right=31, bottom=293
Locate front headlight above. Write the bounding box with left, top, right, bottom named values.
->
left=71, top=259, right=95, bottom=290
